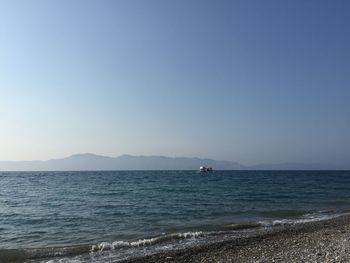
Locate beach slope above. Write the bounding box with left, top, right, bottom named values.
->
left=122, top=215, right=350, bottom=263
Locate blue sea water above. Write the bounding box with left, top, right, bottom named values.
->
left=1, top=170, right=350, bottom=262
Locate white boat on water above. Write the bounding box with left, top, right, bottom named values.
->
left=199, top=166, right=213, bottom=172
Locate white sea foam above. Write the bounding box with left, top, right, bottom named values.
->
left=130, top=237, right=159, bottom=246
left=97, top=241, right=113, bottom=251
left=45, top=259, right=82, bottom=263
left=91, top=231, right=204, bottom=252
left=175, top=231, right=203, bottom=238
left=112, top=240, right=130, bottom=248
left=259, top=211, right=349, bottom=227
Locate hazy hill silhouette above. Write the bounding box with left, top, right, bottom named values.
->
left=0, top=153, right=244, bottom=171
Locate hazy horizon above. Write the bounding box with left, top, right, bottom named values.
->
left=1, top=0, right=349, bottom=167
left=0, top=152, right=348, bottom=171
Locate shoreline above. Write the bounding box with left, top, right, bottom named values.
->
left=120, top=214, right=350, bottom=263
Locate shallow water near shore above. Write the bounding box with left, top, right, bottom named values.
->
left=1, top=170, right=350, bottom=262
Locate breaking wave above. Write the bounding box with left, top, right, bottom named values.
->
left=1, top=211, right=349, bottom=263
left=91, top=231, right=204, bottom=252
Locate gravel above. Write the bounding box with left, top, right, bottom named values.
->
left=120, top=214, right=350, bottom=263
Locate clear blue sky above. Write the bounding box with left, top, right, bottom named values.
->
left=1, top=0, right=349, bottom=166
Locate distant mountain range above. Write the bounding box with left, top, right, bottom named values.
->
left=0, top=153, right=344, bottom=171
left=0, top=154, right=243, bottom=171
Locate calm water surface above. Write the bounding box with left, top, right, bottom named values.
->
left=1, top=171, right=350, bottom=262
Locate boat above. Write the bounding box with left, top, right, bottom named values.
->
left=199, top=166, right=213, bottom=172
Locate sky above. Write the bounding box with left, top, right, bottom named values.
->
left=0, top=0, right=349, bottom=167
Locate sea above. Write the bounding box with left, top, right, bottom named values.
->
left=1, top=170, right=350, bottom=262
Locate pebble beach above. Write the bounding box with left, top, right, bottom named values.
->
left=121, top=214, right=350, bottom=263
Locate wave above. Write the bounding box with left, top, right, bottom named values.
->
left=91, top=231, right=204, bottom=252
left=259, top=210, right=350, bottom=227
left=0, top=232, right=205, bottom=263
left=2, top=210, right=349, bottom=263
